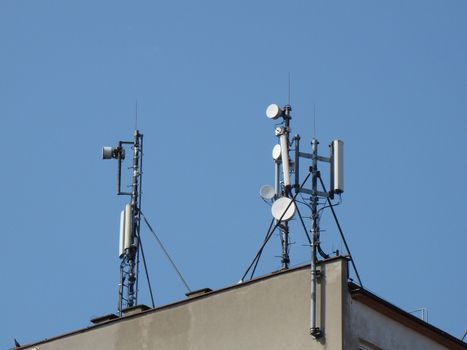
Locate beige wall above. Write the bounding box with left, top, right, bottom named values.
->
left=20, top=259, right=347, bottom=350
left=18, top=258, right=458, bottom=350
left=345, top=290, right=452, bottom=350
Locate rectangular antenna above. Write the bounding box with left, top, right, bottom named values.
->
left=119, top=210, right=125, bottom=258
left=124, top=203, right=133, bottom=251
left=331, top=140, right=344, bottom=194
left=279, top=132, right=291, bottom=187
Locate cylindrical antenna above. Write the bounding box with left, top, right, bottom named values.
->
left=279, top=131, right=291, bottom=188
left=330, top=140, right=344, bottom=194
left=124, top=203, right=133, bottom=252
left=119, top=209, right=125, bottom=258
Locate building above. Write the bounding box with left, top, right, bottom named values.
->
left=13, top=256, right=466, bottom=350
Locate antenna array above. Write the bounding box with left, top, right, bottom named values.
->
left=258, top=103, right=344, bottom=338
left=102, top=130, right=144, bottom=315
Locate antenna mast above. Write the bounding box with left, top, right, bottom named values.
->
left=256, top=102, right=345, bottom=339
left=103, top=130, right=144, bottom=315
left=267, top=103, right=294, bottom=269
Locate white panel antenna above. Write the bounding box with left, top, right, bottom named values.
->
left=124, top=203, right=133, bottom=251
left=119, top=204, right=133, bottom=257
left=119, top=210, right=125, bottom=258
left=330, top=140, right=344, bottom=194
left=277, top=128, right=291, bottom=187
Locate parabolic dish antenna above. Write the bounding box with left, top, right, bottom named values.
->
left=271, top=197, right=296, bottom=221
left=266, top=104, right=283, bottom=120
left=272, top=144, right=282, bottom=160
left=259, top=185, right=276, bottom=200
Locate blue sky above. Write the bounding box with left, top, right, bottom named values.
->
left=1, top=0, right=466, bottom=348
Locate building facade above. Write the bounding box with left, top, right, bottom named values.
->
left=14, top=257, right=466, bottom=350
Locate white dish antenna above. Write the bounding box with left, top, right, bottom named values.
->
left=266, top=104, right=283, bottom=120
left=260, top=185, right=276, bottom=200
left=272, top=144, right=282, bottom=160
left=271, top=197, right=296, bottom=221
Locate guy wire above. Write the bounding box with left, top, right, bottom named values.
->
left=141, top=211, right=192, bottom=293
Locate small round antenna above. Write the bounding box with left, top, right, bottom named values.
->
left=272, top=144, right=282, bottom=160
left=271, top=197, right=296, bottom=221
left=266, top=104, right=283, bottom=120
left=260, top=185, right=276, bottom=200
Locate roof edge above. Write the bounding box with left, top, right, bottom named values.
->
left=349, top=282, right=467, bottom=350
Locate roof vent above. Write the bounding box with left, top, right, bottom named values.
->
left=185, top=288, right=212, bottom=298
left=90, top=313, right=118, bottom=325
left=122, top=304, right=151, bottom=317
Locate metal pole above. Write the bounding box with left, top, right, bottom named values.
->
left=294, top=135, right=300, bottom=192
left=127, top=130, right=141, bottom=308
left=280, top=222, right=290, bottom=270
left=279, top=106, right=292, bottom=269
left=274, top=160, right=280, bottom=200
left=117, top=142, right=123, bottom=195
left=135, top=133, right=143, bottom=306
left=310, top=137, right=321, bottom=337
left=118, top=261, right=124, bottom=316
left=284, top=104, right=291, bottom=128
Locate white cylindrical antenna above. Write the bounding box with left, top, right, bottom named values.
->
left=331, top=140, right=344, bottom=194
left=279, top=131, right=291, bottom=187
left=266, top=104, right=283, bottom=120
left=119, top=209, right=126, bottom=258
left=124, top=203, right=133, bottom=251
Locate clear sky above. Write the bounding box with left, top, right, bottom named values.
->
left=1, top=0, right=466, bottom=348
